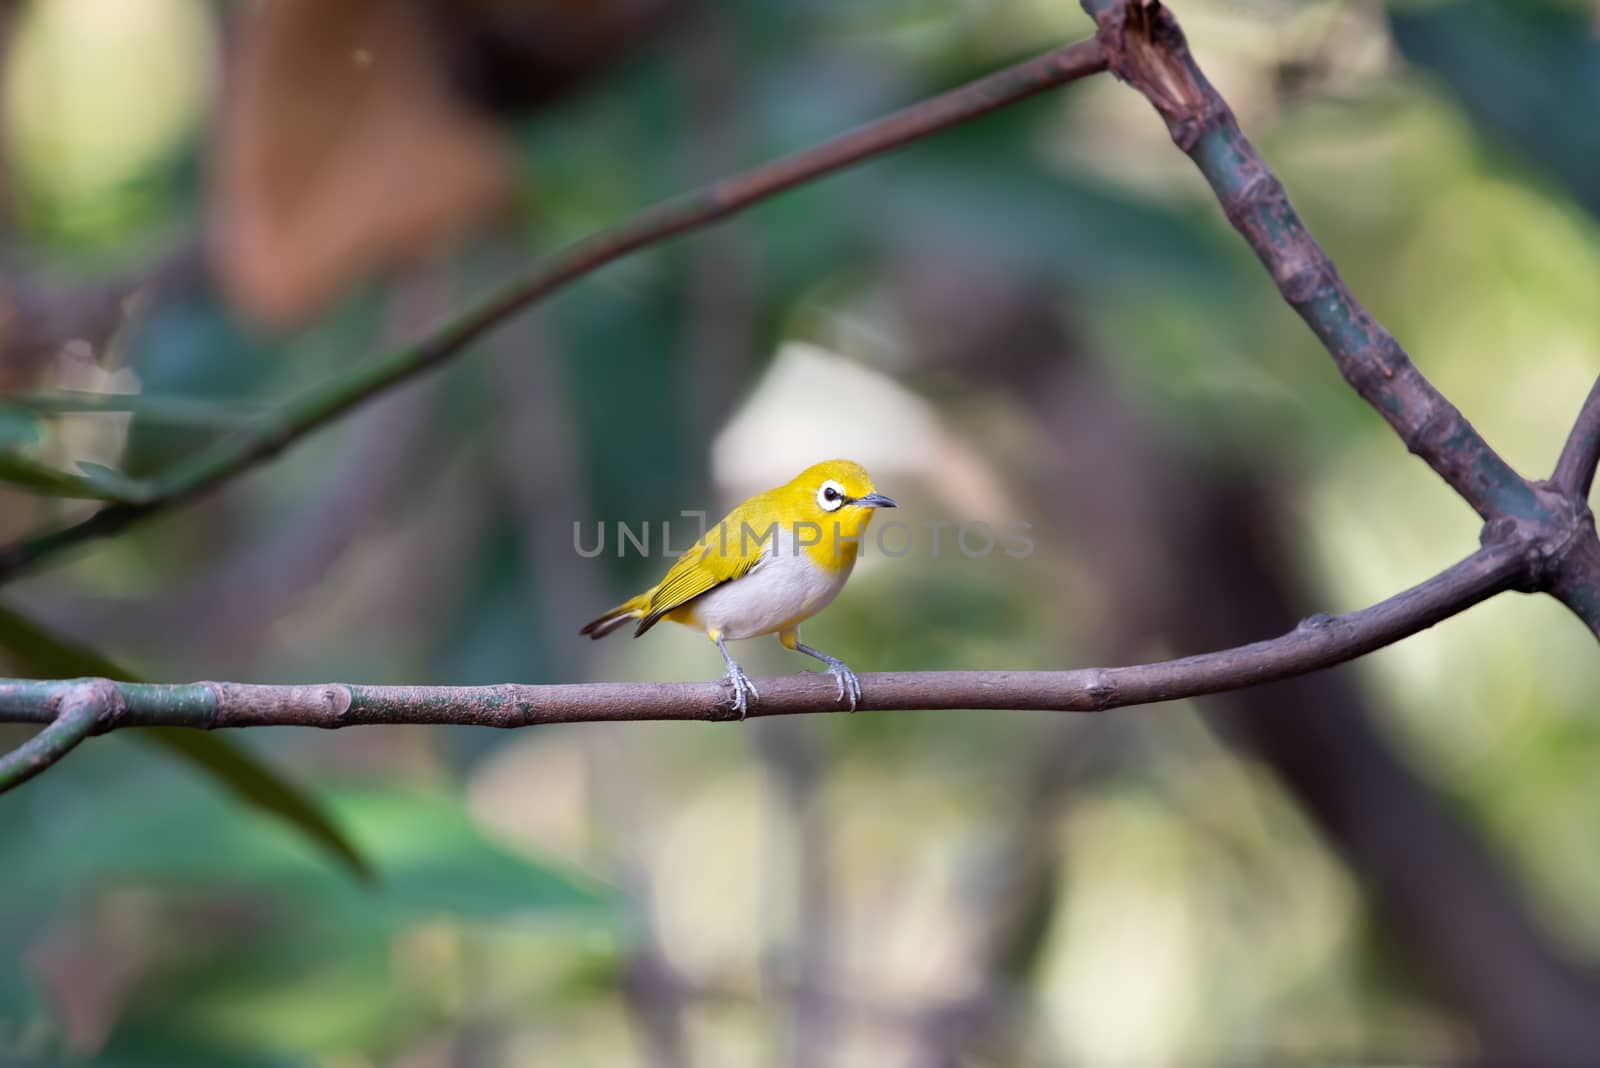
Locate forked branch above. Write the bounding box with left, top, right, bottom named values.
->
left=0, top=679, right=117, bottom=791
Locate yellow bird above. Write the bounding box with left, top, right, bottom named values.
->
left=581, top=459, right=897, bottom=717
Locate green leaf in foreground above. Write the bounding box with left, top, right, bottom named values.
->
left=138, top=727, right=376, bottom=885
left=0, top=449, right=151, bottom=502
left=33, top=785, right=617, bottom=1066
left=74, top=461, right=155, bottom=502
left=0, top=602, right=373, bottom=883
left=70, top=787, right=615, bottom=918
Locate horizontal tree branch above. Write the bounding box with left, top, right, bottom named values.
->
left=1081, top=0, right=1537, bottom=524
left=0, top=37, right=1109, bottom=585
left=0, top=542, right=1524, bottom=742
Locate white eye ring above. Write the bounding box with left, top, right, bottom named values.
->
left=817, top=480, right=846, bottom=512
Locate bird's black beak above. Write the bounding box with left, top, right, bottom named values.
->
left=853, top=492, right=897, bottom=509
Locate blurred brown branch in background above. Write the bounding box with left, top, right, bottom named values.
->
left=0, top=36, right=1109, bottom=584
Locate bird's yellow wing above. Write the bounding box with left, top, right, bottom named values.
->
left=636, top=510, right=770, bottom=635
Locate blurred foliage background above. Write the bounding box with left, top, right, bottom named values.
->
left=1, top=0, right=1599, bottom=1064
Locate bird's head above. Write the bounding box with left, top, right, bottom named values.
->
left=786, top=459, right=897, bottom=521
left=763, top=460, right=895, bottom=568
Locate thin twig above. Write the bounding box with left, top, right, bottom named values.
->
left=1552, top=373, right=1600, bottom=500
left=0, top=679, right=115, bottom=791
left=0, top=542, right=1525, bottom=736
left=2, top=390, right=262, bottom=430
left=0, top=37, right=1109, bottom=585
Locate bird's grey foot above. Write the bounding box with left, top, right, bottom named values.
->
left=715, top=634, right=760, bottom=720
left=724, top=663, right=760, bottom=720
left=792, top=641, right=862, bottom=712
left=830, top=660, right=862, bottom=711
left=819, top=655, right=861, bottom=712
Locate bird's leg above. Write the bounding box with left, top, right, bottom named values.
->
left=714, top=632, right=759, bottom=720
left=780, top=629, right=861, bottom=712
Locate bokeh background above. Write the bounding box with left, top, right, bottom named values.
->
left=2, top=0, right=1599, bottom=1064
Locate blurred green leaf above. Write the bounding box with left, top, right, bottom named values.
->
left=74, top=461, right=154, bottom=502
left=0, top=602, right=373, bottom=883
left=18, top=1049, right=288, bottom=1068
left=6, top=775, right=614, bottom=1066
left=137, top=728, right=375, bottom=886
left=6, top=390, right=259, bottom=430
left=440, top=512, right=545, bottom=686
left=557, top=264, right=699, bottom=588
left=0, top=405, right=44, bottom=449
left=868, top=116, right=1247, bottom=298
left=1391, top=0, right=1600, bottom=216
left=0, top=603, right=142, bottom=682
left=0, top=450, right=150, bottom=503
left=119, top=287, right=285, bottom=478
left=16, top=783, right=611, bottom=919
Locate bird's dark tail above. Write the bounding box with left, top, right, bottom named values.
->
left=579, top=592, right=651, bottom=639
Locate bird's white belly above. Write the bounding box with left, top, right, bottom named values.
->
left=687, top=537, right=853, bottom=640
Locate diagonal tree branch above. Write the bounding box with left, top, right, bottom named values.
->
left=1076, top=0, right=1600, bottom=646
left=0, top=540, right=1526, bottom=751
left=0, top=37, right=1109, bottom=585
left=1080, top=0, right=1537, bottom=523
left=1545, top=374, right=1600, bottom=637
left=1553, top=373, right=1600, bottom=500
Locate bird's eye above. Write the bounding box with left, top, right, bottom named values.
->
left=817, top=481, right=845, bottom=511
left=823, top=487, right=839, bottom=500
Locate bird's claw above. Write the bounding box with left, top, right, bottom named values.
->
left=724, top=666, right=760, bottom=720
left=823, top=659, right=861, bottom=712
